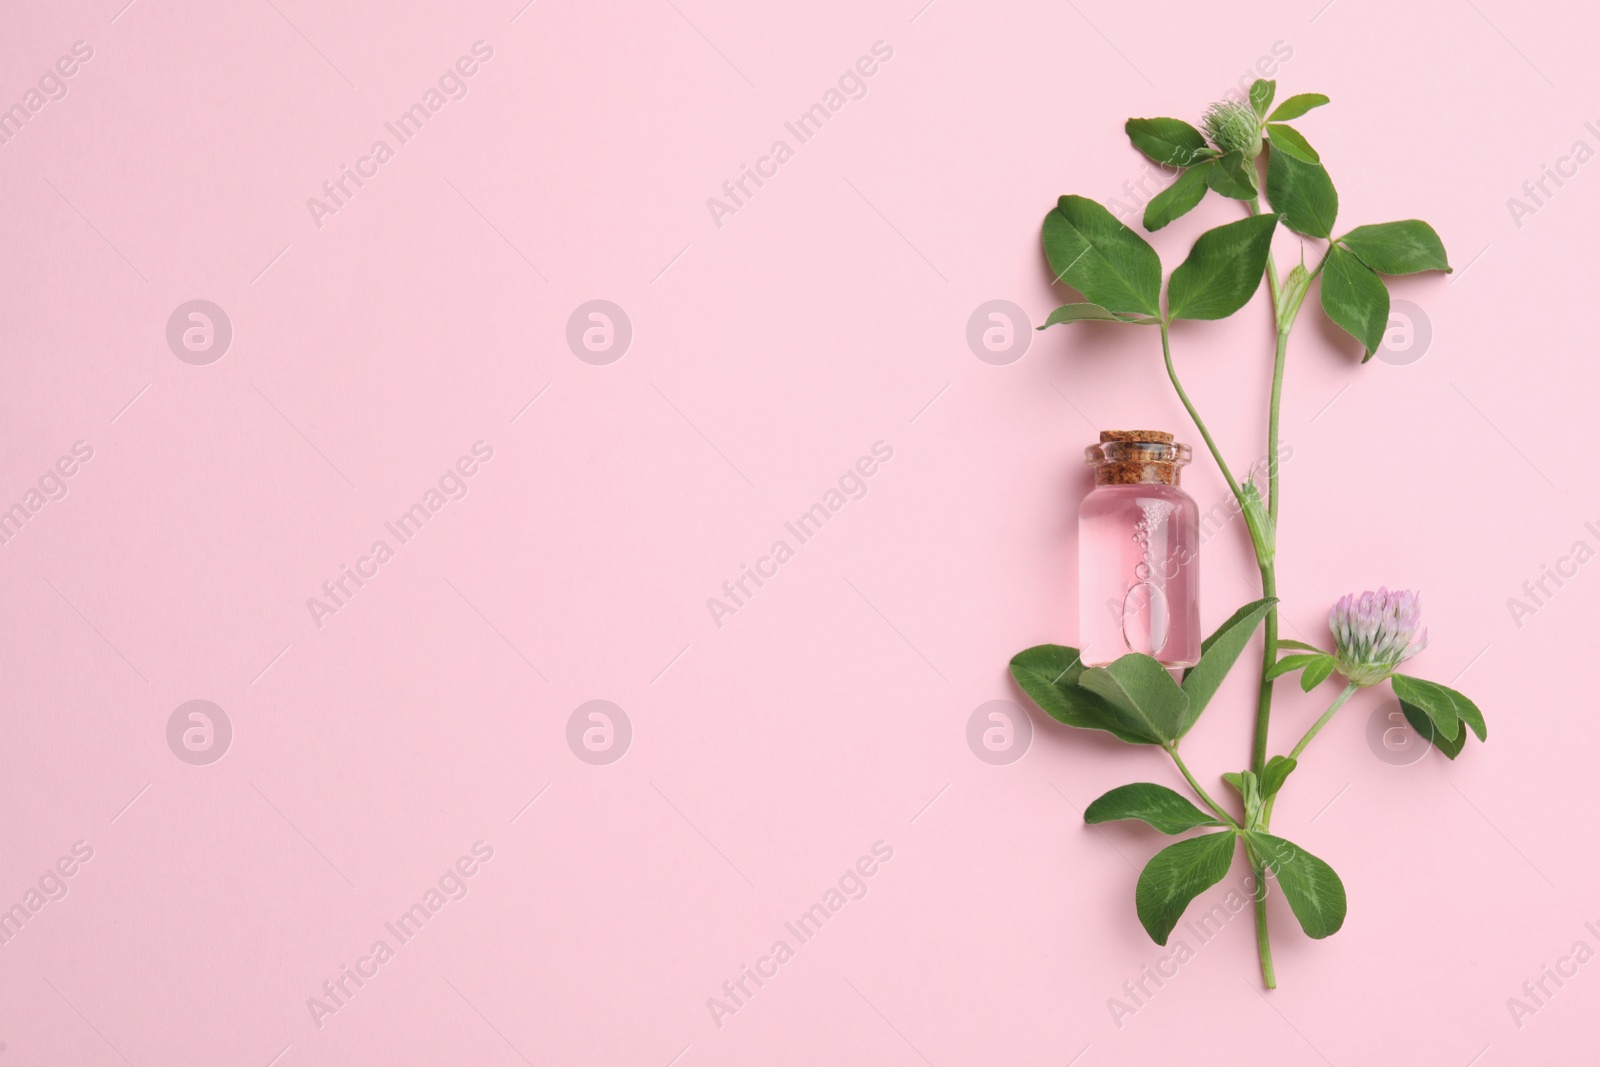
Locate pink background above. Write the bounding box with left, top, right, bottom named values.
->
left=1, top=0, right=1594, bottom=1062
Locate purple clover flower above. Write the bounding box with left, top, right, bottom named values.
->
left=1328, top=587, right=1428, bottom=687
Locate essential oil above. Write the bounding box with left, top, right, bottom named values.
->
left=1080, top=430, right=1200, bottom=668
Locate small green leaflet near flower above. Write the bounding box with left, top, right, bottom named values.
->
left=1259, top=756, right=1297, bottom=800
left=1266, top=122, right=1320, bottom=164
left=1393, top=674, right=1460, bottom=741
left=1268, top=93, right=1329, bottom=122
left=1008, top=645, right=1161, bottom=745
left=1249, top=79, right=1276, bottom=119
left=1037, top=303, right=1153, bottom=330
left=1316, top=222, right=1451, bottom=362
left=1123, top=116, right=1237, bottom=231
left=1340, top=221, right=1452, bottom=275
left=1125, top=117, right=1213, bottom=168
left=1245, top=832, right=1347, bottom=938
left=1320, top=244, right=1390, bottom=359
left=1266, top=150, right=1337, bottom=239
left=1390, top=674, right=1487, bottom=759
left=1301, top=656, right=1336, bottom=692
left=1078, top=654, right=1191, bottom=745
left=1207, top=151, right=1258, bottom=200
left=1166, top=214, right=1279, bottom=321
left=1266, top=652, right=1327, bottom=681
left=1085, top=783, right=1225, bottom=834
left=1143, top=164, right=1212, bottom=231
left=1179, top=598, right=1276, bottom=730
left=1042, top=196, right=1162, bottom=318
left=1136, top=831, right=1239, bottom=945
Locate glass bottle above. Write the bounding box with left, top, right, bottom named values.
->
left=1079, top=430, right=1200, bottom=668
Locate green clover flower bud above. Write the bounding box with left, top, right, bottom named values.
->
left=1202, top=101, right=1264, bottom=160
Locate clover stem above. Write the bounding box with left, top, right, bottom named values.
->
left=1166, top=743, right=1239, bottom=829
left=1247, top=197, right=1292, bottom=990
left=1251, top=566, right=1278, bottom=778
left=1158, top=323, right=1247, bottom=509
left=1249, top=850, right=1278, bottom=989
left=1260, top=682, right=1360, bottom=830
left=1286, top=681, right=1360, bottom=763
left=1251, top=327, right=1290, bottom=776
left=1267, top=331, right=1289, bottom=522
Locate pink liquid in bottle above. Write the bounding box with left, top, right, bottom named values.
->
left=1079, top=432, right=1200, bottom=668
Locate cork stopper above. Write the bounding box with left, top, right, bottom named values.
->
left=1086, top=430, right=1190, bottom=485
left=1099, top=430, right=1174, bottom=444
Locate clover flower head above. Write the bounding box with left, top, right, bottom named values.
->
left=1202, top=100, right=1263, bottom=159
left=1328, top=587, right=1428, bottom=687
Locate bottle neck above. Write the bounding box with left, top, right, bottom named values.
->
left=1085, top=435, right=1190, bottom=487
left=1092, top=462, right=1183, bottom=487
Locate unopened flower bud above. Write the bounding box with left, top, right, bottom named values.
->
left=1202, top=101, right=1264, bottom=160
